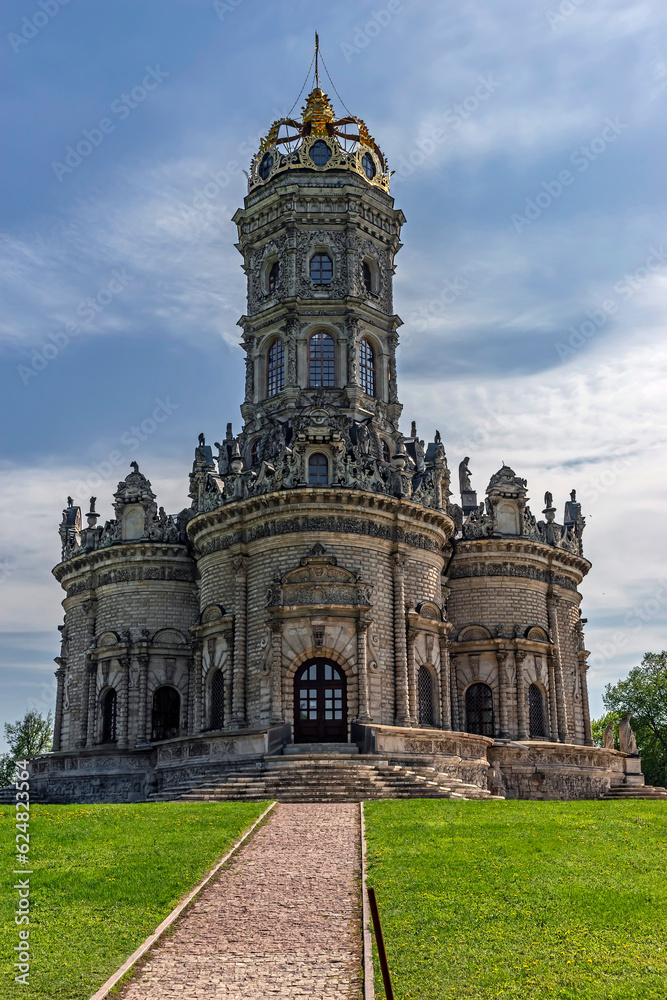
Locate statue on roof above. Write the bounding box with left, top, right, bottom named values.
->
left=459, top=457, right=472, bottom=493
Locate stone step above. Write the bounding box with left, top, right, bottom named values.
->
left=282, top=743, right=360, bottom=755
left=601, top=785, right=667, bottom=800
left=147, top=754, right=501, bottom=803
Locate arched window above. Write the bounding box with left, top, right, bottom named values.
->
left=465, top=682, right=494, bottom=737
left=251, top=440, right=261, bottom=466
left=151, top=686, right=180, bottom=741
left=418, top=666, right=434, bottom=726
left=310, top=253, right=333, bottom=285
left=362, top=260, right=373, bottom=292
left=529, top=684, right=547, bottom=738
left=309, top=332, right=335, bottom=387
left=266, top=338, right=284, bottom=397
left=308, top=453, right=328, bottom=485
left=359, top=338, right=375, bottom=396
left=382, top=441, right=391, bottom=463
left=101, top=689, right=117, bottom=743
left=259, top=152, right=273, bottom=180
left=362, top=153, right=376, bottom=180
left=210, top=669, right=225, bottom=730
left=268, top=260, right=280, bottom=295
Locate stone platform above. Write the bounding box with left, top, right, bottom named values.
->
left=16, top=723, right=650, bottom=804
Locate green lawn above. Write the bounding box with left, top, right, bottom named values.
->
left=1, top=800, right=268, bottom=1000
left=365, top=799, right=667, bottom=1000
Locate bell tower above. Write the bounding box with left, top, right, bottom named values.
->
left=233, top=80, right=405, bottom=439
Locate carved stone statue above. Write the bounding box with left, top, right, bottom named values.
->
left=618, top=713, right=639, bottom=755
left=544, top=490, right=553, bottom=509
left=459, top=457, right=472, bottom=493
left=603, top=721, right=615, bottom=749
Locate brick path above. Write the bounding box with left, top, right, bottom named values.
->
left=119, top=803, right=363, bottom=999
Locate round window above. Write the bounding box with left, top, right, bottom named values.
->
left=310, top=140, right=332, bottom=166
left=361, top=153, right=376, bottom=179
left=259, top=152, right=274, bottom=180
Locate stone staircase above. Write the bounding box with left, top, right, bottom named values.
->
left=149, top=750, right=502, bottom=803
left=600, top=783, right=667, bottom=801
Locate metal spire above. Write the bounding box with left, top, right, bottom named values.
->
left=314, top=31, right=320, bottom=88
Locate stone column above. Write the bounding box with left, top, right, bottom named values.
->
left=191, top=641, right=203, bottom=734
left=85, top=658, right=97, bottom=747
left=496, top=649, right=510, bottom=739
left=232, top=555, right=248, bottom=725
left=270, top=621, right=284, bottom=724
left=120, top=654, right=130, bottom=746
left=137, top=649, right=150, bottom=743
left=388, top=333, right=399, bottom=403
left=546, top=652, right=559, bottom=742
left=182, top=654, right=191, bottom=733
left=356, top=620, right=372, bottom=723
left=547, top=596, right=570, bottom=742
left=450, top=654, right=460, bottom=731
left=53, top=662, right=66, bottom=751
left=438, top=636, right=452, bottom=731
left=392, top=553, right=410, bottom=725
left=406, top=628, right=418, bottom=725
left=580, top=657, right=594, bottom=746
left=223, top=630, right=234, bottom=726
left=515, top=649, right=529, bottom=740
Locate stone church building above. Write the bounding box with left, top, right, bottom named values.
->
left=31, top=79, right=643, bottom=803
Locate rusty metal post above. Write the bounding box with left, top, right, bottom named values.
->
left=367, top=886, right=394, bottom=1000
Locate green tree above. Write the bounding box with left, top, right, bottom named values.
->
left=603, top=651, right=667, bottom=788
left=0, top=710, right=53, bottom=787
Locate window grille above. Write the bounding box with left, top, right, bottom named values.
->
left=465, top=682, right=494, bottom=737
left=310, top=253, right=333, bottom=285
left=528, top=684, right=547, bottom=738
left=359, top=338, right=375, bottom=396
left=101, top=689, right=117, bottom=742
left=308, top=453, right=328, bottom=485
left=309, top=332, right=335, bottom=386
left=210, top=669, right=225, bottom=730
left=418, top=665, right=434, bottom=725
left=267, top=338, right=284, bottom=397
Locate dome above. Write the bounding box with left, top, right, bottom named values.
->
left=249, top=85, right=390, bottom=193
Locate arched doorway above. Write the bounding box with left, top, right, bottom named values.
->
left=151, top=686, right=180, bottom=741
left=294, top=659, right=347, bottom=743
left=465, top=682, right=494, bottom=737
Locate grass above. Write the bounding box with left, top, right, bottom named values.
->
left=364, top=799, right=667, bottom=1000
left=0, top=800, right=268, bottom=1000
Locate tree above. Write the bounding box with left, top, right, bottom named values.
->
left=602, top=651, right=667, bottom=788
left=0, top=710, right=53, bottom=787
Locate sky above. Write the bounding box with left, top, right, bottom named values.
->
left=1, top=0, right=666, bottom=750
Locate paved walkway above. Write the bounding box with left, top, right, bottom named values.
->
left=119, top=803, right=363, bottom=999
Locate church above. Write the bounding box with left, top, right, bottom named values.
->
left=30, top=71, right=645, bottom=803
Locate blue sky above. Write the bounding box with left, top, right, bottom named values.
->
left=1, top=0, right=666, bottom=748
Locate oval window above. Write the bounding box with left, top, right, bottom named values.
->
left=259, top=152, right=274, bottom=180
left=362, top=152, right=376, bottom=179
left=310, top=140, right=332, bottom=166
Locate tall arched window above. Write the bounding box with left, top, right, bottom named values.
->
left=310, top=253, right=333, bottom=285
left=359, top=338, right=375, bottom=396
left=528, top=684, right=547, bottom=738
left=418, top=666, right=434, bottom=726
left=266, top=338, right=284, bottom=397
left=268, top=260, right=280, bottom=295
left=309, top=332, right=335, bottom=387
left=101, top=689, right=117, bottom=743
left=210, top=669, right=225, bottom=730
left=151, top=686, right=180, bottom=741
left=362, top=260, right=373, bottom=292
left=465, top=683, right=494, bottom=737
left=382, top=441, right=391, bottom=463
left=308, top=453, right=328, bottom=485
left=251, top=440, right=261, bottom=466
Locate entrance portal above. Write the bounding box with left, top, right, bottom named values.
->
left=294, top=659, right=347, bottom=743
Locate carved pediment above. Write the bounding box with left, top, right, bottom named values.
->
left=96, top=631, right=120, bottom=648
left=272, top=544, right=372, bottom=608
left=415, top=600, right=443, bottom=622
left=151, top=628, right=188, bottom=646
left=200, top=603, right=227, bottom=624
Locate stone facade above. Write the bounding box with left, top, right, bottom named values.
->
left=30, top=83, right=637, bottom=803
